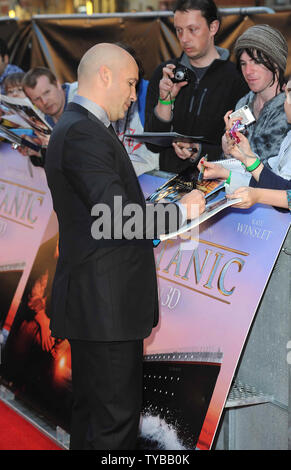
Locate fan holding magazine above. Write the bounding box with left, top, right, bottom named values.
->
left=0, top=67, right=78, bottom=166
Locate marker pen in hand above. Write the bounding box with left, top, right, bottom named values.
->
left=197, top=154, right=208, bottom=182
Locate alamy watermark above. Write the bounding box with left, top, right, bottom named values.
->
left=91, top=196, right=200, bottom=247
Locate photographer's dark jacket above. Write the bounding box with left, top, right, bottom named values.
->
left=145, top=47, right=249, bottom=173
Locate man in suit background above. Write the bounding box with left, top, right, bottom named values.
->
left=45, top=43, right=205, bottom=450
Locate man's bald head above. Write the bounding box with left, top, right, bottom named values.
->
left=78, top=43, right=136, bottom=86
left=77, top=42, right=139, bottom=121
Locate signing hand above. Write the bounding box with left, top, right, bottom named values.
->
left=197, top=158, right=229, bottom=181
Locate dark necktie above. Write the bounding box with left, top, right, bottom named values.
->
left=107, top=124, right=126, bottom=152
left=107, top=124, right=117, bottom=137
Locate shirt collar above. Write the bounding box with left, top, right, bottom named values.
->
left=72, top=94, right=110, bottom=128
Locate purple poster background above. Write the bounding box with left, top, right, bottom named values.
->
left=0, top=143, right=54, bottom=332
left=139, top=173, right=290, bottom=449
left=1, top=161, right=290, bottom=450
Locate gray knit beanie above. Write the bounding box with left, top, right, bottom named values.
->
left=234, top=24, right=288, bottom=72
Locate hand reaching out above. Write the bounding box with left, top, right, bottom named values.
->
left=226, top=186, right=259, bottom=209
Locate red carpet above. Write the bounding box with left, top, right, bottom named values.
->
left=0, top=400, right=62, bottom=450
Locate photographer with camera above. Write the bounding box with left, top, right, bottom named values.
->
left=144, top=0, right=248, bottom=173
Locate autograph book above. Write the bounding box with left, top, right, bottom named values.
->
left=146, top=167, right=241, bottom=241
left=124, top=131, right=212, bottom=147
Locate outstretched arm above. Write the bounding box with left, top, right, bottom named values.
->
left=227, top=186, right=290, bottom=210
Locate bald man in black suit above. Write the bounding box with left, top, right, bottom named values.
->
left=45, top=43, right=205, bottom=450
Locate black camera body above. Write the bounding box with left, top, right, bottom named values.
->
left=171, top=66, right=191, bottom=83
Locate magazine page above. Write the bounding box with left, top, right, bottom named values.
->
left=0, top=124, right=42, bottom=152
left=196, top=179, right=226, bottom=199
left=0, top=94, right=52, bottom=136
left=160, top=192, right=241, bottom=241
left=146, top=173, right=194, bottom=203
left=147, top=167, right=225, bottom=204
left=0, top=113, right=31, bottom=129
left=145, top=168, right=241, bottom=241
left=124, top=131, right=208, bottom=147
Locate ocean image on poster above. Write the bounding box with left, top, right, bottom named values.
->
left=138, top=350, right=223, bottom=449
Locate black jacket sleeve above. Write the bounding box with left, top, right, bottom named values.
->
left=250, top=166, right=291, bottom=190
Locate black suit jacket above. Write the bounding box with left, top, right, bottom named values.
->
left=45, top=102, right=180, bottom=342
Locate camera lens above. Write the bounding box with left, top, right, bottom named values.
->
left=175, top=70, right=185, bottom=81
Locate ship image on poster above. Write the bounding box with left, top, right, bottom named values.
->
left=138, top=350, right=223, bottom=450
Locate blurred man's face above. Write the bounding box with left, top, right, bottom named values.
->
left=108, top=58, right=138, bottom=122
left=24, top=75, right=65, bottom=121
left=174, top=9, right=218, bottom=64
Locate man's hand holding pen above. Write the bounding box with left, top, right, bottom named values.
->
left=172, top=141, right=200, bottom=161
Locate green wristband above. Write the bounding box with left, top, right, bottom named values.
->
left=158, top=97, right=176, bottom=105
left=246, top=158, right=261, bottom=172
left=225, top=170, right=231, bottom=185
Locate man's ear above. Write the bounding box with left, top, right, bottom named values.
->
left=3, top=54, right=9, bottom=65
left=209, top=20, right=220, bottom=37
left=99, top=65, right=112, bottom=88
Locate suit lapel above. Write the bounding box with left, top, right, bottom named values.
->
left=106, top=124, right=146, bottom=204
